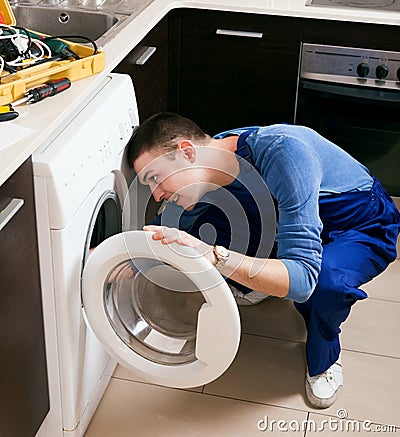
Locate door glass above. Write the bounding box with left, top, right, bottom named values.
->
left=296, top=90, right=400, bottom=196
left=104, top=258, right=206, bottom=365
left=90, top=196, right=122, bottom=248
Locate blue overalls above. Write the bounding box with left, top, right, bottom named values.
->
left=296, top=178, right=399, bottom=375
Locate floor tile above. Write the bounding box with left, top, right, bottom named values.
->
left=362, top=259, right=400, bottom=302
left=341, top=297, right=400, bottom=358
left=315, top=350, right=400, bottom=427
left=113, top=364, right=203, bottom=392
left=84, top=378, right=307, bottom=436
left=203, top=335, right=400, bottom=427
left=239, top=298, right=306, bottom=342
left=306, top=412, right=399, bottom=436
left=204, top=334, right=309, bottom=410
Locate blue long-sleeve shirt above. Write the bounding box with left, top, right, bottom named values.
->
left=154, top=124, right=373, bottom=303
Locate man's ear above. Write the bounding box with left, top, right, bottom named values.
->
left=178, top=140, right=196, bottom=162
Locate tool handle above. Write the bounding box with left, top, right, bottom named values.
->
left=0, top=105, right=19, bottom=122
left=28, top=78, right=71, bottom=103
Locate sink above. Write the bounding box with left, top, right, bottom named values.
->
left=11, top=5, right=125, bottom=43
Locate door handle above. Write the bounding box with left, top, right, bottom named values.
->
left=0, top=198, right=24, bottom=231
left=216, top=29, right=263, bottom=39
left=135, top=46, right=157, bottom=65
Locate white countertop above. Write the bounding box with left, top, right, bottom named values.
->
left=1, top=0, right=399, bottom=185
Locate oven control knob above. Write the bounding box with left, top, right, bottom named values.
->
left=357, top=62, right=370, bottom=78
left=376, top=64, right=389, bottom=80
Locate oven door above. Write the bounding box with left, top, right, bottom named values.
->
left=81, top=230, right=241, bottom=388
left=296, top=79, right=400, bottom=197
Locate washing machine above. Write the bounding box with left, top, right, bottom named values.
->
left=32, top=73, right=241, bottom=437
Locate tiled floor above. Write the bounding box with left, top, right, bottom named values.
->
left=85, top=259, right=400, bottom=436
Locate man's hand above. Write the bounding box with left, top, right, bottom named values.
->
left=143, top=225, right=217, bottom=266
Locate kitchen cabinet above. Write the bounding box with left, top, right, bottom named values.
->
left=301, top=18, right=400, bottom=51
left=178, top=9, right=302, bottom=135
left=0, top=158, right=49, bottom=437
left=114, top=16, right=169, bottom=123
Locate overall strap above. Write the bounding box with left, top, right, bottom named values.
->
left=235, top=127, right=259, bottom=163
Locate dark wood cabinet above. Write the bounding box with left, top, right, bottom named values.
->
left=178, top=9, right=302, bottom=135
left=0, top=158, right=49, bottom=437
left=114, top=16, right=169, bottom=123
left=114, top=9, right=399, bottom=137
left=301, top=18, right=400, bottom=51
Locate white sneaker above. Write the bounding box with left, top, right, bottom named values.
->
left=305, top=360, right=343, bottom=408
left=229, top=285, right=271, bottom=306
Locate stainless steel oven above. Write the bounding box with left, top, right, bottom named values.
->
left=295, top=43, right=400, bottom=199
left=305, top=0, right=400, bottom=12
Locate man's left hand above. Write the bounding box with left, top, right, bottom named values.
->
left=143, top=225, right=217, bottom=266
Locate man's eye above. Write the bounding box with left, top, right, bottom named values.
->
left=150, top=175, right=158, bottom=183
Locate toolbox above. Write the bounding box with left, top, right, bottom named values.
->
left=0, top=0, right=105, bottom=105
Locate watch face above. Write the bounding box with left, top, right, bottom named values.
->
left=216, top=245, right=229, bottom=258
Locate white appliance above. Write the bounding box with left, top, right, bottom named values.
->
left=32, top=73, right=241, bottom=437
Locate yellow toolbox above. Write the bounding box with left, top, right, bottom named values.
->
left=0, top=0, right=105, bottom=105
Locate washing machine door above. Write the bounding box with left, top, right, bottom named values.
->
left=82, top=230, right=241, bottom=388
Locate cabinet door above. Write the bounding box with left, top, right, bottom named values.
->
left=179, top=9, right=302, bottom=135
left=0, top=158, right=49, bottom=437
left=114, top=17, right=168, bottom=123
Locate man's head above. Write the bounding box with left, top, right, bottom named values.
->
left=127, top=112, right=210, bottom=166
left=128, top=112, right=212, bottom=210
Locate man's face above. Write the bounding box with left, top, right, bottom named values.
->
left=133, top=148, right=206, bottom=211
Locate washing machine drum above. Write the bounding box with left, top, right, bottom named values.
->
left=82, top=230, right=241, bottom=388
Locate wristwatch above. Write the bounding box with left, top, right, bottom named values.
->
left=213, top=245, right=230, bottom=272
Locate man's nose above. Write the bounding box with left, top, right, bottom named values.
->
left=151, top=185, right=165, bottom=202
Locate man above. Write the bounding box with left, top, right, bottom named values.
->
left=128, top=112, right=400, bottom=409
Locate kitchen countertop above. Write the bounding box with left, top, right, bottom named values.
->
left=1, top=0, right=399, bottom=186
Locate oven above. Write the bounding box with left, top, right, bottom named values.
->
left=305, top=0, right=400, bottom=12
left=295, top=43, right=400, bottom=199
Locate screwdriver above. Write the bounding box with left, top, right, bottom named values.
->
left=13, top=78, right=71, bottom=106
left=0, top=104, right=19, bottom=122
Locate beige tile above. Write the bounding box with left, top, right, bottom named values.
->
left=397, top=236, right=400, bottom=260
left=341, top=297, right=400, bottom=358
left=316, top=350, right=400, bottom=427
left=239, top=298, right=306, bottom=343
left=204, top=334, right=309, bottom=410
left=113, top=364, right=203, bottom=392
left=306, top=413, right=399, bottom=435
left=203, top=336, right=400, bottom=427
left=362, top=259, right=400, bottom=302
left=84, top=378, right=308, bottom=437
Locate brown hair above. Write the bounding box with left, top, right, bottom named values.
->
left=127, top=112, right=210, bottom=167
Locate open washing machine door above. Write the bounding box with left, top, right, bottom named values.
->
left=81, top=230, right=241, bottom=388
